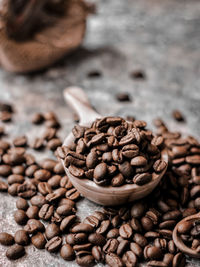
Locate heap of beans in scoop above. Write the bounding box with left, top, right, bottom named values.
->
left=59, top=117, right=167, bottom=186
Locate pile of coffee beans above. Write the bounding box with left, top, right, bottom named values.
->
left=0, top=102, right=199, bottom=267
left=177, top=218, right=200, bottom=254
left=58, top=117, right=167, bottom=187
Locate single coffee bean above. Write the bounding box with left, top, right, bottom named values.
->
left=45, top=236, right=62, bottom=252
left=24, top=219, right=45, bottom=234
left=92, top=246, right=103, bottom=261
left=88, top=233, right=106, bottom=246
left=177, top=221, right=193, bottom=234
left=25, top=165, right=39, bottom=177
left=172, top=252, right=186, bottom=267
left=105, top=252, right=124, bottom=267
left=133, top=173, right=152, bottom=185
left=153, top=160, right=167, bottom=173
left=117, top=240, right=129, bottom=256
left=83, top=215, right=100, bottom=228
left=119, top=223, right=133, bottom=239
left=30, top=195, right=47, bottom=208
left=141, top=216, right=154, bottom=231
left=130, top=242, right=143, bottom=258
left=144, top=245, right=163, bottom=260
left=40, top=159, right=57, bottom=172
left=17, top=182, right=37, bottom=198
left=65, top=188, right=80, bottom=201
left=94, top=163, right=108, bottom=181
left=26, top=206, right=39, bottom=219
left=122, top=250, right=137, bottom=267
left=38, top=182, right=52, bottom=195
left=48, top=175, right=62, bottom=188
left=13, top=136, right=27, bottom=147
left=131, top=156, right=147, bottom=167
left=6, top=244, right=25, bottom=260
left=133, top=233, right=147, bottom=248
left=16, top=198, right=29, bottom=211
left=0, top=165, right=12, bottom=177
left=14, top=209, right=28, bottom=225
left=76, top=251, right=95, bottom=267
left=147, top=261, right=167, bottom=267
left=111, top=173, right=125, bottom=187
left=0, top=232, right=14, bottom=246
left=96, top=220, right=110, bottom=235
left=14, top=230, right=29, bottom=246
left=66, top=233, right=87, bottom=245
left=8, top=183, right=20, bottom=196
left=103, top=239, right=119, bottom=253
left=34, top=169, right=51, bottom=181
left=45, top=223, right=60, bottom=240
left=0, top=180, right=8, bottom=191
left=107, top=228, right=119, bottom=239
left=56, top=204, right=76, bottom=217
left=131, top=202, right=146, bottom=218
left=12, top=165, right=25, bottom=175
left=39, top=204, right=54, bottom=220
left=60, top=244, right=75, bottom=261
left=71, top=223, right=94, bottom=233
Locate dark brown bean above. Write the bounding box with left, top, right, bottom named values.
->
left=60, top=244, right=75, bottom=261
left=14, top=230, right=29, bottom=246
left=0, top=232, right=14, bottom=246
left=6, top=244, right=25, bottom=260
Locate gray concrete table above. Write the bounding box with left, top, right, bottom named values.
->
left=0, top=0, right=200, bottom=266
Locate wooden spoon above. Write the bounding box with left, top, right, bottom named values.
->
left=62, top=86, right=168, bottom=206
left=173, top=212, right=200, bottom=258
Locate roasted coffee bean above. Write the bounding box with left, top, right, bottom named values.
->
left=73, top=244, right=92, bottom=253
left=154, top=238, right=167, bottom=251
left=84, top=215, right=99, bottom=228
left=119, top=223, right=133, bottom=239
left=92, top=246, right=104, bottom=261
left=13, top=136, right=27, bottom=147
left=144, top=245, right=163, bottom=260
left=107, top=228, right=119, bottom=239
left=111, top=173, right=125, bottom=187
left=31, top=137, right=44, bottom=150
left=66, top=233, right=87, bottom=245
left=122, top=250, right=137, bottom=267
left=130, top=242, right=143, bottom=258
left=39, top=204, right=54, bottom=220
left=122, top=144, right=139, bottom=158
left=65, top=188, right=80, bottom=201
left=88, top=233, right=106, bottom=246
left=162, top=210, right=181, bottom=221
left=103, top=239, right=119, bottom=253
left=177, top=221, right=193, bottom=234
left=25, top=165, right=39, bottom=177
left=0, top=165, right=12, bottom=176
left=24, top=219, right=45, bottom=234
left=131, top=156, right=147, bottom=167
left=133, top=173, right=152, bottom=185
left=147, top=261, right=167, bottom=267
left=133, top=233, right=147, bottom=247
left=60, top=175, right=73, bottom=189
left=0, top=180, right=8, bottom=191
left=8, top=183, right=20, bottom=196
left=76, top=251, right=95, bottom=267
left=12, top=165, right=25, bottom=175
left=172, top=252, right=186, bottom=267
left=153, top=160, right=167, bottom=173
left=45, top=236, right=62, bottom=252
left=30, top=195, right=47, bottom=208
left=6, top=244, right=25, bottom=260
left=71, top=223, right=94, bottom=233
left=172, top=110, right=185, bottom=122
left=14, top=209, right=28, bottom=225
left=45, top=223, right=60, bottom=240
left=117, top=239, right=129, bottom=256
left=31, top=232, right=46, bottom=250
left=56, top=204, right=75, bottom=217
left=60, top=215, right=77, bottom=232
left=14, top=230, right=29, bottom=246
left=26, top=206, right=39, bottom=219
left=17, top=182, right=37, bottom=198
left=68, top=165, right=85, bottom=178
left=46, top=188, right=66, bottom=202
left=131, top=202, right=146, bottom=218
left=141, top=217, right=154, bottom=231
left=48, top=175, right=62, bottom=188
left=105, top=252, right=124, bottom=267
left=38, top=182, right=52, bottom=195
left=60, top=244, right=75, bottom=261
left=96, top=220, right=110, bottom=235
left=0, top=232, right=14, bottom=246
left=34, top=169, right=51, bottom=181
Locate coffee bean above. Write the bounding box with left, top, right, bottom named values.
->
left=131, top=156, right=147, bottom=167
left=24, top=219, right=45, bottom=234
left=96, top=220, right=110, bottom=235
left=144, top=245, right=163, bottom=260
left=14, top=230, right=29, bottom=246
left=45, top=223, right=60, bottom=240
left=0, top=232, right=14, bottom=246
left=26, top=206, right=39, bottom=219
left=147, top=261, right=167, bottom=267
left=45, top=236, right=62, bottom=252
left=71, top=223, right=94, bottom=233
left=39, top=204, right=54, bottom=220
left=88, top=233, right=106, bottom=246
left=153, top=160, right=167, bottom=173
left=141, top=217, right=154, bottom=231
left=103, top=239, right=119, bottom=253
left=60, top=244, right=75, bottom=261
left=122, top=144, right=139, bottom=158
left=38, top=182, right=52, bottom=195
left=133, top=233, right=147, bottom=247
left=66, top=233, right=87, bottom=245
left=34, top=169, right=51, bottom=181
left=133, top=173, right=152, bottom=185
left=172, top=252, right=186, bottom=267
left=31, top=113, right=44, bottom=124
left=0, top=180, right=8, bottom=191
left=6, top=244, right=25, bottom=260
left=0, top=165, right=12, bottom=176
left=17, top=182, right=37, bottom=198
left=94, top=163, right=107, bottom=181
left=105, top=252, right=124, bottom=267
left=8, top=183, right=20, bottom=196
left=122, top=251, right=137, bottom=267
left=172, top=110, right=185, bottom=122
left=118, top=161, right=133, bottom=178
left=14, top=209, right=28, bottom=225
left=13, top=136, right=27, bottom=147
left=76, top=251, right=95, bottom=267
left=107, top=228, right=119, bottom=239
left=177, top=221, right=193, bottom=234
left=92, top=246, right=103, bottom=261
left=84, top=215, right=99, bottom=228
left=65, top=188, right=80, bottom=201
left=119, top=223, right=133, bottom=239
left=46, top=188, right=66, bottom=202
left=25, top=165, right=39, bottom=177
left=41, top=159, right=57, bottom=172
left=48, top=175, right=62, bottom=188
left=60, top=215, right=77, bottom=232
left=30, top=195, right=47, bottom=207
left=130, top=242, right=143, bottom=258
left=12, top=165, right=25, bottom=175
left=131, top=202, right=145, bottom=218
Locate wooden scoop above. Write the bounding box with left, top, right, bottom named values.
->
left=173, top=212, right=200, bottom=259
left=62, top=86, right=168, bottom=206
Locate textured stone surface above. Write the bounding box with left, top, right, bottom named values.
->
left=0, top=0, right=200, bottom=266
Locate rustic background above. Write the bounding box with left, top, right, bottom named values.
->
left=0, top=0, right=200, bottom=266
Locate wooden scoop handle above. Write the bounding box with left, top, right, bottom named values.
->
left=63, top=86, right=101, bottom=125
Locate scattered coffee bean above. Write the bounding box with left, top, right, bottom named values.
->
left=6, top=244, right=25, bottom=260
left=0, top=232, right=14, bottom=246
